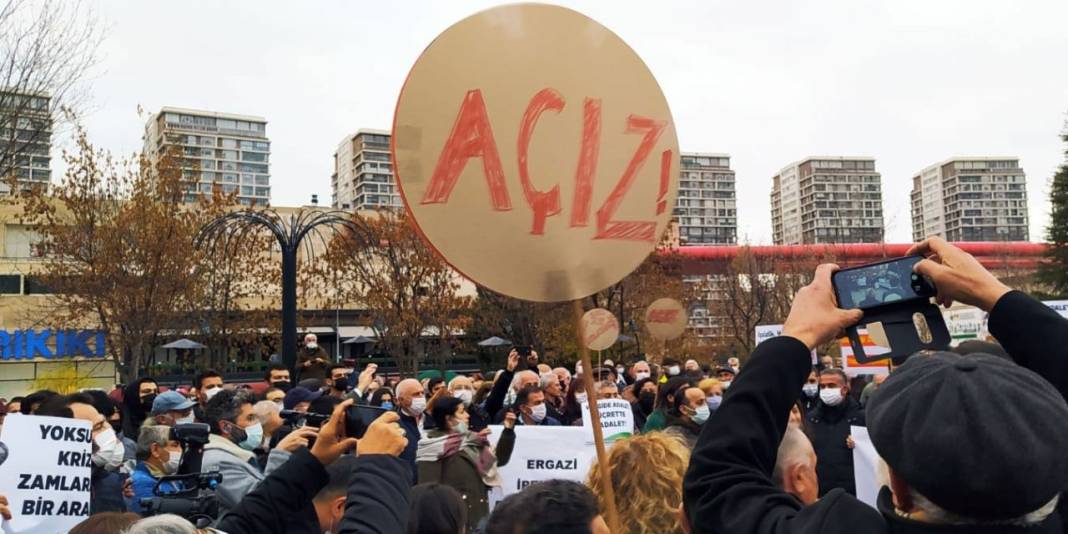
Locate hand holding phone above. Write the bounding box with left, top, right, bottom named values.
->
left=832, top=256, right=936, bottom=311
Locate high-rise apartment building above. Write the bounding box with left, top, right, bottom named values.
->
left=910, top=158, right=1028, bottom=242
left=143, top=107, right=270, bottom=206
left=331, top=129, right=399, bottom=211
left=771, top=157, right=884, bottom=244
left=675, top=153, right=737, bottom=245
left=0, top=90, right=51, bottom=193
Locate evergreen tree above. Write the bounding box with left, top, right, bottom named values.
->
left=1039, top=123, right=1068, bottom=296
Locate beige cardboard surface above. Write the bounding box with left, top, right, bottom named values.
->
left=644, top=297, right=688, bottom=341
left=581, top=308, right=619, bottom=351
left=393, top=4, right=679, bottom=302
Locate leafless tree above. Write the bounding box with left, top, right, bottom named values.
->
left=1, top=0, right=102, bottom=183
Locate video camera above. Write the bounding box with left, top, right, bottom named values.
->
left=139, top=423, right=222, bottom=527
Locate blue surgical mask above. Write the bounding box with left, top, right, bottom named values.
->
left=706, top=395, right=722, bottom=412
left=381, top=401, right=394, bottom=410
left=237, top=422, right=263, bottom=451
left=691, top=405, right=711, bottom=425
left=453, top=420, right=469, bottom=434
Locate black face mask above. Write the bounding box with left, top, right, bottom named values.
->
left=272, top=381, right=292, bottom=393
left=639, top=392, right=656, bottom=412
left=109, top=419, right=123, bottom=434
left=140, top=394, right=157, bottom=413
left=333, top=376, right=349, bottom=392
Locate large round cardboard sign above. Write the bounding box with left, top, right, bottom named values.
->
left=581, top=308, right=620, bottom=351
left=392, top=4, right=679, bottom=302
left=644, top=298, right=688, bottom=340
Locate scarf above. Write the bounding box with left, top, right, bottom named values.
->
left=416, top=430, right=501, bottom=487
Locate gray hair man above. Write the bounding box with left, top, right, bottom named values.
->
left=772, top=426, right=819, bottom=506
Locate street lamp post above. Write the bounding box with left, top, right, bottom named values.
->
left=195, top=208, right=365, bottom=374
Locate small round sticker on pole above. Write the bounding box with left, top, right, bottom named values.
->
left=392, top=4, right=679, bottom=303
left=581, top=308, right=620, bottom=351
left=644, top=298, right=688, bottom=341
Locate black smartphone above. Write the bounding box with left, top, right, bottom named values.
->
left=515, top=345, right=532, bottom=357
left=344, top=404, right=390, bottom=439
left=832, top=256, right=936, bottom=311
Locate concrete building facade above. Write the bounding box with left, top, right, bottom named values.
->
left=771, top=157, right=884, bottom=244
left=0, top=91, right=51, bottom=193
left=676, top=153, right=737, bottom=245
left=911, top=157, right=1028, bottom=242
left=143, top=107, right=270, bottom=206
left=331, top=129, right=399, bottom=210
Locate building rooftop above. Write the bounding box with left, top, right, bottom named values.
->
left=158, top=106, right=267, bottom=124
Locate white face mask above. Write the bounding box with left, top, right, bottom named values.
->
left=306, top=342, right=318, bottom=350
left=615, top=366, right=625, bottom=375
left=175, top=414, right=195, bottom=425
left=721, top=380, right=732, bottom=389
left=575, top=364, right=583, bottom=376
left=668, top=365, right=681, bottom=376
left=635, top=371, right=651, bottom=381
left=802, top=383, right=819, bottom=398
left=204, top=386, right=222, bottom=401
left=820, top=387, right=844, bottom=407
left=529, top=403, right=547, bottom=423
left=92, top=428, right=125, bottom=469
left=407, top=396, right=427, bottom=416
left=162, top=449, right=181, bottom=475
left=453, top=389, right=474, bottom=407
left=575, top=393, right=588, bottom=405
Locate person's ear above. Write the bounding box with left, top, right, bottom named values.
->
left=331, top=495, right=345, bottom=522
left=888, top=468, right=914, bottom=512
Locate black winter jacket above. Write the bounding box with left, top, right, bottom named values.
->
left=683, top=290, right=1068, bottom=534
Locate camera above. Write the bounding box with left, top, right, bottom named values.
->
left=139, top=423, right=221, bottom=527
left=280, top=409, right=330, bottom=429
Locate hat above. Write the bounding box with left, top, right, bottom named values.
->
left=152, top=391, right=195, bottom=415
left=868, top=351, right=1068, bottom=520
left=298, top=378, right=323, bottom=391
left=714, top=367, right=736, bottom=376
left=284, top=387, right=323, bottom=410
left=952, top=340, right=1011, bottom=361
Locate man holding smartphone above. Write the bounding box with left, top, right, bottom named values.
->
left=684, top=238, right=1068, bottom=534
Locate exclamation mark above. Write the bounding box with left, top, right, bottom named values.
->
left=656, top=149, right=672, bottom=215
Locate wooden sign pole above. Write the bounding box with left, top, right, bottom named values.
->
left=573, top=300, right=622, bottom=533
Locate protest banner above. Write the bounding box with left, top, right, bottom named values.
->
left=580, top=399, right=635, bottom=443
left=840, top=329, right=891, bottom=376
left=581, top=308, right=619, bottom=351
left=644, top=298, right=688, bottom=341
left=486, top=425, right=601, bottom=505
left=392, top=4, right=679, bottom=304
left=851, top=425, right=880, bottom=510
left=942, top=304, right=987, bottom=346
left=1044, top=300, right=1068, bottom=319
left=0, top=414, right=93, bottom=533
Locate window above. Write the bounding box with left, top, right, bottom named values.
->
left=221, top=138, right=238, bottom=149
left=0, top=274, right=21, bottom=294
left=242, top=152, right=267, bottom=162
left=255, top=187, right=269, bottom=197
left=241, top=186, right=254, bottom=195
left=255, top=175, right=269, bottom=185
left=23, top=276, right=53, bottom=295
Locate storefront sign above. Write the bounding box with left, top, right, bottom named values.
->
left=0, top=330, right=106, bottom=360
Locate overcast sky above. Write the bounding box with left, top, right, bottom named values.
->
left=73, top=0, right=1068, bottom=244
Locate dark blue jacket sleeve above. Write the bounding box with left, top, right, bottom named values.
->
left=988, top=290, right=1068, bottom=398
left=683, top=336, right=884, bottom=534
left=215, top=447, right=328, bottom=534
left=338, top=455, right=410, bottom=534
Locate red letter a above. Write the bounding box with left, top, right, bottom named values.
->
left=422, top=90, right=511, bottom=210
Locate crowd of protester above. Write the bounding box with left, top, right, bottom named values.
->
left=1, top=238, right=1067, bottom=533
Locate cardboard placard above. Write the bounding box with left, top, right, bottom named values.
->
left=0, top=414, right=93, bottom=533
left=579, top=398, right=634, bottom=443
left=392, top=4, right=679, bottom=302
left=581, top=308, right=619, bottom=351
left=644, top=298, right=688, bottom=341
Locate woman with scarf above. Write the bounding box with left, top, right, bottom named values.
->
left=121, top=378, right=158, bottom=441
left=417, top=396, right=517, bottom=531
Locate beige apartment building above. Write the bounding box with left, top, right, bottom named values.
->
left=143, top=107, right=271, bottom=206
left=771, top=157, right=884, bottom=244
left=910, top=157, right=1028, bottom=242
left=331, top=129, right=399, bottom=210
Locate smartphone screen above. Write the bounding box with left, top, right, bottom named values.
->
left=344, top=404, right=390, bottom=439
left=833, top=256, right=930, bottom=310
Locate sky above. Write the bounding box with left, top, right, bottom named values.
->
left=69, top=0, right=1068, bottom=244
